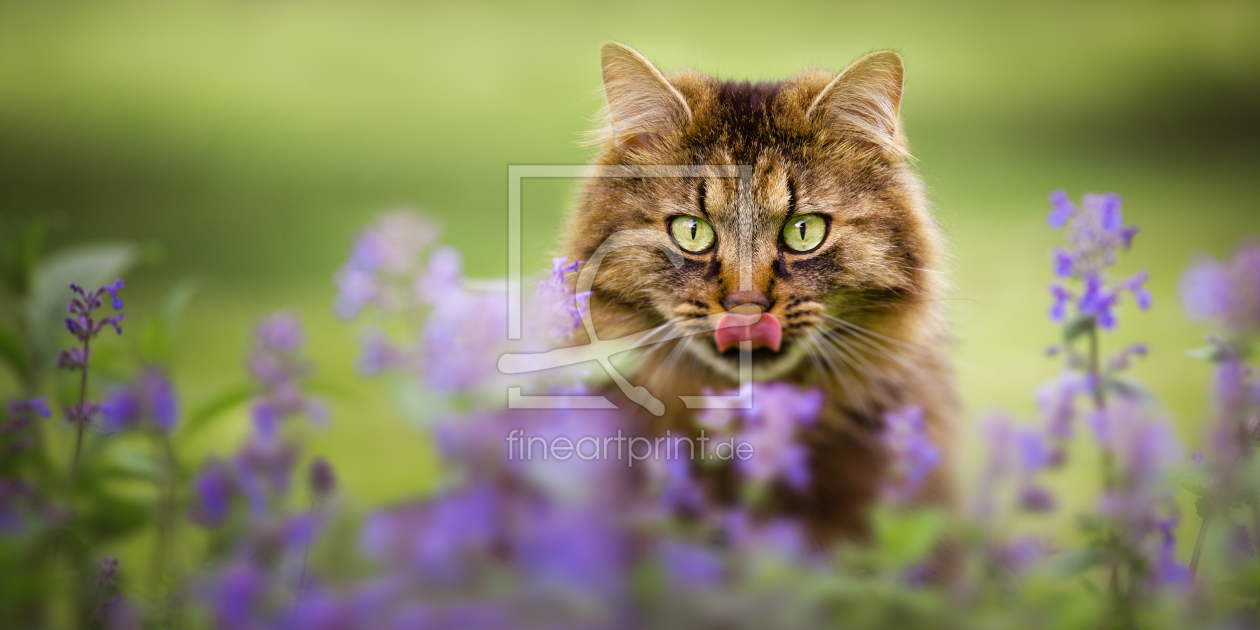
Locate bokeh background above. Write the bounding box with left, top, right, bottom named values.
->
left=1, top=0, right=1258, bottom=544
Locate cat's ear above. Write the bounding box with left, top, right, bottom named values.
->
left=806, top=50, right=907, bottom=158
left=599, top=41, right=692, bottom=147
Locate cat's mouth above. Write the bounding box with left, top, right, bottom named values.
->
left=685, top=310, right=806, bottom=381
left=713, top=311, right=783, bottom=353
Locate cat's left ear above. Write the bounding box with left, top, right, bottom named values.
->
left=599, top=41, right=692, bottom=147
left=806, top=50, right=908, bottom=158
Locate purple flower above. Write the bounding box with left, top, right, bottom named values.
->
left=537, top=257, right=594, bottom=339
left=190, top=461, right=236, bottom=527
left=659, top=539, right=725, bottom=587
left=415, top=246, right=463, bottom=305
left=4, top=398, right=50, bottom=432
left=880, top=405, right=941, bottom=504
left=1230, top=523, right=1255, bottom=558
left=357, top=331, right=400, bottom=376
left=696, top=383, right=822, bottom=491
left=1051, top=248, right=1075, bottom=278
left=96, top=556, right=119, bottom=588
left=104, top=279, right=125, bottom=310
left=63, top=280, right=125, bottom=343
left=1037, top=372, right=1083, bottom=440
left=513, top=505, right=628, bottom=596
left=1047, top=189, right=1075, bottom=229
left=1149, top=519, right=1191, bottom=588
left=210, top=564, right=266, bottom=630
left=1043, top=191, right=1145, bottom=328
left=362, top=483, right=500, bottom=583
left=308, top=457, right=337, bottom=500
left=1049, top=285, right=1072, bottom=322
left=334, top=211, right=438, bottom=320
left=100, top=369, right=178, bottom=433
left=256, top=312, right=303, bottom=354
left=246, top=313, right=326, bottom=429
left=1017, top=484, right=1057, bottom=512
left=1181, top=240, right=1260, bottom=333
left=421, top=288, right=507, bottom=393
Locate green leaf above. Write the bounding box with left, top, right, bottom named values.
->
left=79, top=494, right=152, bottom=542
left=179, top=382, right=255, bottom=441
left=871, top=507, right=946, bottom=568
left=137, top=280, right=198, bottom=364
left=1186, top=344, right=1224, bottom=362
left=1062, top=316, right=1094, bottom=343
left=1044, top=544, right=1106, bottom=579
left=23, top=242, right=139, bottom=364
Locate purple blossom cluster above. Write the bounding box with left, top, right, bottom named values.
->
left=0, top=398, right=51, bottom=533
left=190, top=313, right=325, bottom=527
left=879, top=406, right=941, bottom=504
left=1045, top=191, right=1150, bottom=329
left=248, top=312, right=327, bottom=433
left=696, top=383, right=823, bottom=491
left=1181, top=240, right=1260, bottom=335
left=101, top=368, right=178, bottom=433
left=972, top=414, right=1059, bottom=520
left=335, top=210, right=593, bottom=398
left=11, top=200, right=1260, bottom=628
left=58, top=280, right=126, bottom=428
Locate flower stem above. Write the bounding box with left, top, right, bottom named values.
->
left=1189, top=509, right=1210, bottom=580
left=67, top=336, right=91, bottom=496
left=297, top=499, right=321, bottom=597
left=1086, top=322, right=1115, bottom=489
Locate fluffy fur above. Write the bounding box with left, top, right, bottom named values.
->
left=561, top=42, right=957, bottom=544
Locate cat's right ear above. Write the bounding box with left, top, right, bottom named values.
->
left=599, top=42, right=691, bottom=148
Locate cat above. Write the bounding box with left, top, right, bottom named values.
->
left=560, top=42, right=957, bottom=546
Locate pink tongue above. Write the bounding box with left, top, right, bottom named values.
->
left=714, top=312, right=783, bottom=354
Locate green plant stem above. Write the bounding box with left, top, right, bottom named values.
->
left=297, top=499, right=322, bottom=597
left=67, top=336, right=90, bottom=496
left=1087, top=323, right=1115, bottom=489
left=1189, top=510, right=1211, bottom=580
left=1087, top=321, right=1129, bottom=604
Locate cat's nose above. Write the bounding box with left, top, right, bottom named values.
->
left=722, top=290, right=771, bottom=311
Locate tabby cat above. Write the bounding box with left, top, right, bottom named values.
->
left=561, top=42, right=957, bottom=545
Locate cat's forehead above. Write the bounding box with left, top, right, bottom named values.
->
left=671, top=71, right=833, bottom=163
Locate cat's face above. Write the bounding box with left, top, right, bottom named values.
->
left=567, top=43, right=942, bottom=383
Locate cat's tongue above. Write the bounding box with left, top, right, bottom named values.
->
left=714, top=312, right=782, bottom=354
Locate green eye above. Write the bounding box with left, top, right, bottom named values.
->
left=670, top=216, right=715, bottom=253
left=783, top=215, right=828, bottom=252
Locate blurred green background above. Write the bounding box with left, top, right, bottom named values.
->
left=1, top=0, right=1258, bottom=538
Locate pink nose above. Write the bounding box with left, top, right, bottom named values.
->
left=714, top=312, right=783, bottom=354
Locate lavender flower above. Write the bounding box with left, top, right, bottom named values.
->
left=209, top=563, right=267, bottom=630
left=658, top=539, right=725, bottom=587
left=190, top=460, right=237, bottom=527
left=63, top=280, right=126, bottom=344
left=247, top=312, right=327, bottom=430
left=96, top=555, right=118, bottom=588
left=880, top=405, right=941, bottom=504
left=696, top=383, right=822, bottom=491
left=100, top=368, right=178, bottom=433
left=538, top=257, right=594, bottom=340
left=1181, top=240, right=1260, bottom=334
left=334, top=211, right=438, bottom=319
left=1044, top=191, right=1148, bottom=329
left=308, top=457, right=337, bottom=500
